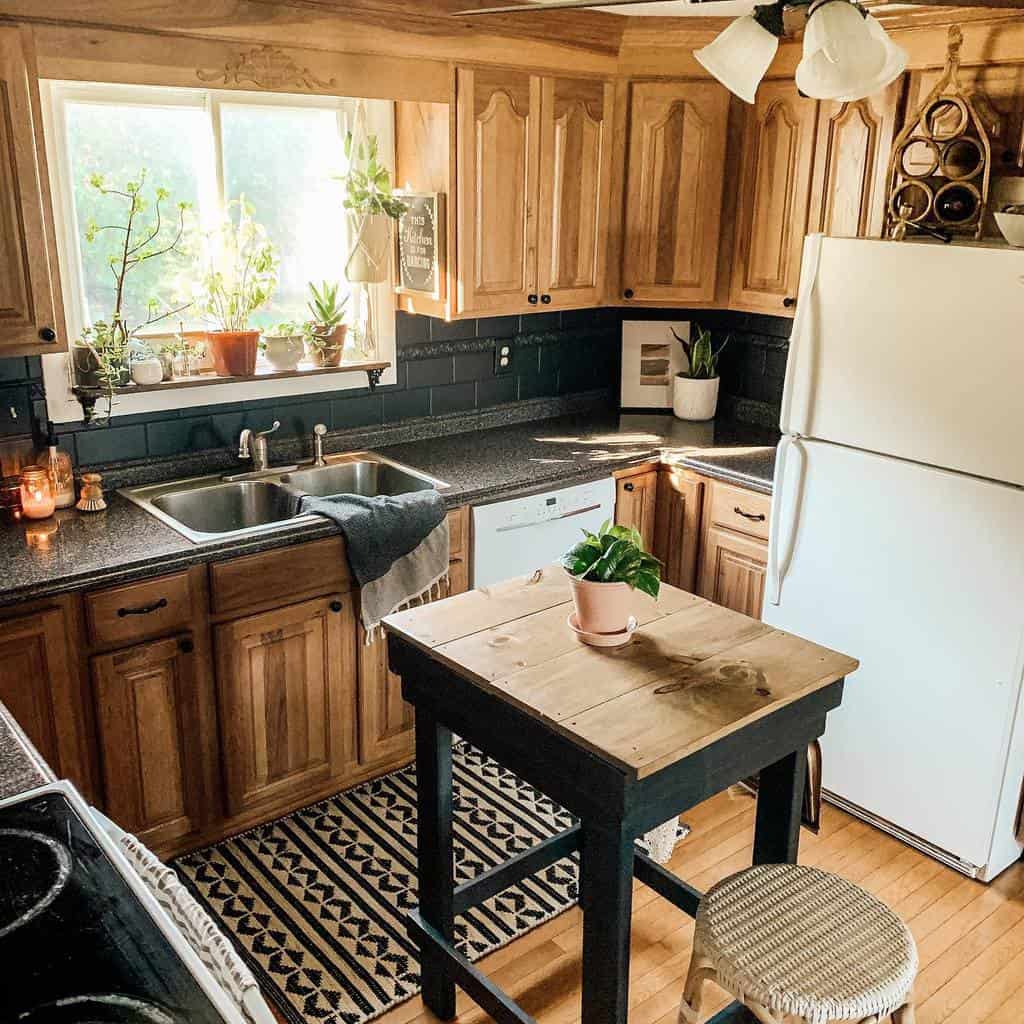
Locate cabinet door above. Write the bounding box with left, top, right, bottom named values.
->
left=809, top=85, right=899, bottom=240
left=216, top=593, right=357, bottom=816
left=730, top=80, right=819, bottom=316
left=0, top=27, right=65, bottom=356
left=614, top=468, right=658, bottom=552
left=92, top=635, right=210, bottom=848
left=622, top=81, right=729, bottom=305
left=0, top=604, right=91, bottom=790
left=456, top=66, right=539, bottom=315
left=536, top=77, right=614, bottom=308
left=652, top=467, right=703, bottom=593
left=698, top=524, right=769, bottom=620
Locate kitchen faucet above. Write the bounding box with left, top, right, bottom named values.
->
left=238, top=421, right=280, bottom=472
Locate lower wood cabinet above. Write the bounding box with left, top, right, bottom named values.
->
left=91, top=633, right=213, bottom=848
left=697, top=524, right=769, bottom=620
left=614, top=466, right=659, bottom=551
left=652, top=466, right=704, bottom=593
left=215, top=592, right=357, bottom=817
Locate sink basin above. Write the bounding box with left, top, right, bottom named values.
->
left=151, top=481, right=296, bottom=536
left=280, top=460, right=436, bottom=499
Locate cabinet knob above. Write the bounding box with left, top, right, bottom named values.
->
left=623, top=481, right=635, bottom=492
left=178, top=638, right=194, bottom=654
left=38, top=327, right=56, bottom=343
left=623, top=288, right=634, bottom=300
left=540, top=294, right=551, bottom=304
left=329, top=600, right=343, bottom=613
left=783, top=296, right=796, bottom=308
left=527, top=293, right=538, bottom=305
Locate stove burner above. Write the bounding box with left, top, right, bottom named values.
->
left=16, top=994, right=178, bottom=1023
left=0, top=828, right=72, bottom=939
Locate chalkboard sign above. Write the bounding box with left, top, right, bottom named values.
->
left=396, top=193, right=445, bottom=299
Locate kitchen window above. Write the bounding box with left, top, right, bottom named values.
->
left=40, top=81, right=397, bottom=421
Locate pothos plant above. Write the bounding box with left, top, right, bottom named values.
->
left=670, top=324, right=730, bottom=380
left=338, top=132, right=408, bottom=220
left=75, top=169, right=192, bottom=421
left=561, top=520, right=661, bottom=599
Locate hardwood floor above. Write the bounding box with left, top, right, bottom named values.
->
left=270, top=788, right=1024, bottom=1024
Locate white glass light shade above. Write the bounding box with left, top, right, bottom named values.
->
left=797, top=0, right=894, bottom=101
left=831, top=16, right=908, bottom=101
left=694, top=15, right=779, bottom=106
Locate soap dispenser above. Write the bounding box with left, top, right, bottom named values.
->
left=39, top=421, right=75, bottom=509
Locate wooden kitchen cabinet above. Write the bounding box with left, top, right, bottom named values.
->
left=809, top=85, right=900, bottom=239
left=215, top=592, right=358, bottom=817
left=91, top=633, right=212, bottom=848
left=621, top=81, right=730, bottom=306
left=652, top=466, right=704, bottom=592
left=0, top=26, right=66, bottom=357
left=614, top=466, right=659, bottom=552
left=730, top=80, right=819, bottom=316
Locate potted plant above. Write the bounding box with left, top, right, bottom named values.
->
left=670, top=324, right=730, bottom=422
left=72, top=170, right=191, bottom=420
left=261, top=320, right=305, bottom=372
left=339, top=129, right=407, bottom=283
left=128, top=338, right=164, bottom=386
left=194, top=197, right=278, bottom=378
left=304, top=281, right=348, bottom=368
left=561, top=521, right=661, bottom=635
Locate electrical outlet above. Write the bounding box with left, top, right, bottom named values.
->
left=494, top=342, right=513, bottom=376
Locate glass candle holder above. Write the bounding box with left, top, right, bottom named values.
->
left=20, top=466, right=56, bottom=520
left=0, top=476, right=22, bottom=523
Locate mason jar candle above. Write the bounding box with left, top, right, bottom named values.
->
left=20, top=466, right=56, bottom=519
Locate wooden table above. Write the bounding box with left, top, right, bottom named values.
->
left=384, top=568, right=858, bottom=1024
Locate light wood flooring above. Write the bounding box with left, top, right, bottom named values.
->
left=272, top=788, right=1024, bottom=1024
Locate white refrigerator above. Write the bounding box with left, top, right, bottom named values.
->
left=763, top=235, right=1024, bottom=881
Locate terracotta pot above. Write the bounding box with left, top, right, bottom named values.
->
left=568, top=574, right=635, bottom=635
left=306, top=324, right=347, bottom=368
left=209, top=330, right=259, bottom=377
left=673, top=374, right=720, bottom=422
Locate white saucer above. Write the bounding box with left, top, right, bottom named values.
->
left=567, top=613, right=638, bottom=648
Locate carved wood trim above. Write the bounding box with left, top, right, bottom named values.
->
left=197, top=44, right=336, bottom=90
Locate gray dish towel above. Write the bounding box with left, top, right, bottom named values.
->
left=295, top=490, right=450, bottom=641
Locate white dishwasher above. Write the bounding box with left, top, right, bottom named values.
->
left=471, top=477, right=617, bottom=588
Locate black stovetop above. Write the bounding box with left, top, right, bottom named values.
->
left=0, top=789, right=230, bottom=1023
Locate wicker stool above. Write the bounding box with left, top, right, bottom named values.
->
left=679, top=864, right=917, bottom=1024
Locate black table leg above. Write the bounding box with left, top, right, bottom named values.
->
left=753, top=746, right=809, bottom=865
left=415, top=707, right=457, bottom=1020
left=580, top=821, right=634, bottom=1024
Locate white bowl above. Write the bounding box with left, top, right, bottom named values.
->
left=994, top=211, right=1024, bottom=248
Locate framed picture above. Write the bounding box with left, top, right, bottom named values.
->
left=620, top=320, right=688, bottom=410
left=395, top=192, right=446, bottom=301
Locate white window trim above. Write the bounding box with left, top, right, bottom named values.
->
left=40, top=80, right=398, bottom=424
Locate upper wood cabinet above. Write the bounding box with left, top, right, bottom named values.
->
left=215, top=593, right=357, bottom=817
left=809, top=85, right=900, bottom=240
left=536, top=76, right=615, bottom=308
left=0, top=26, right=65, bottom=357
left=621, top=81, right=730, bottom=306
left=730, top=80, right=819, bottom=317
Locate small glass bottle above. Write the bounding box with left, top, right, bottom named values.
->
left=39, top=421, right=75, bottom=509
left=20, top=467, right=56, bottom=520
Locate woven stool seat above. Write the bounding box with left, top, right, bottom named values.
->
left=680, top=864, right=918, bottom=1024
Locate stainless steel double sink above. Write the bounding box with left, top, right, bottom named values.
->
left=121, top=455, right=448, bottom=543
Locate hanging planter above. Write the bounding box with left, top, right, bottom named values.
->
left=345, top=213, right=392, bottom=284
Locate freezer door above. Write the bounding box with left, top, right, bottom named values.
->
left=764, top=437, right=1024, bottom=870
left=781, top=235, right=1024, bottom=488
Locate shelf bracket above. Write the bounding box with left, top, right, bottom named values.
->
left=366, top=367, right=385, bottom=391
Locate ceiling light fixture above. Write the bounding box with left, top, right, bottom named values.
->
left=695, top=0, right=907, bottom=105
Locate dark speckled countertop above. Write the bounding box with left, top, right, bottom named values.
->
left=0, top=412, right=776, bottom=608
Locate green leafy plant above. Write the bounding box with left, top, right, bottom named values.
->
left=670, top=324, right=729, bottom=381
left=561, top=520, right=661, bottom=599
left=74, top=169, right=192, bottom=421
left=194, top=197, right=278, bottom=332
left=264, top=320, right=304, bottom=338
left=337, top=132, right=408, bottom=219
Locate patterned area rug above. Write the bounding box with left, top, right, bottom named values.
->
left=175, top=742, right=579, bottom=1024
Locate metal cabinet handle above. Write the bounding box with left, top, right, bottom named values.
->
left=783, top=297, right=796, bottom=308
left=117, top=597, right=168, bottom=617
left=624, top=288, right=634, bottom=300
left=540, top=294, right=551, bottom=304
left=178, top=638, right=194, bottom=654
left=734, top=506, right=766, bottom=522
left=623, top=482, right=635, bottom=492
left=527, top=293, right=538, bottom=305
left=38, top=327, right=56, bottom=342
left=329, top=600, right=343, bottom=613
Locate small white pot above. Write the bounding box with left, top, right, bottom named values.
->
left=673, top=374, right=720, bottom=421
left=994, top=211, right=1024, bottom=248
left=262, top=334, right=304, bottom=372
left=130, top=357, right=164, bottom=386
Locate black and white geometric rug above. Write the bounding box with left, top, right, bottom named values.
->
left=174, top=742, right=579, bottom=1024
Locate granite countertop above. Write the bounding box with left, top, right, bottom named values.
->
left=0, top=702, right=54, bottom=802
left=0, top=412, right=776, bottom=608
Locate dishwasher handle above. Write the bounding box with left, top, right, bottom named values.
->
left=495, top=503, right=603, bottom=533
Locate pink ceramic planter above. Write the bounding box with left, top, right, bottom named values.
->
left=568, top=575, right=635, bottom=635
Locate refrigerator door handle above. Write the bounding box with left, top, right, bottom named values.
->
left=767, top=434, right=807, bottom=606
left=780, top=233, right=825, bottom=437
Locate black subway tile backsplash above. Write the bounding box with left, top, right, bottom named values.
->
left=406, top=355, right=454, bottom=389
left=382, top=387, right=431, bottom=424
left=74, top=424, right=148, bottom=465
left=452, top=350, right=494, bottom=383
left=476, top=315, right=519, bottom=338
left=430, top=381, right=477, bottom=416
left=476, top=375, right=517, bottom=408
left=331, top=394, right=383, bottom=430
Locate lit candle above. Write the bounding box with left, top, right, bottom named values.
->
left=19, top=466, right=56, bottom=519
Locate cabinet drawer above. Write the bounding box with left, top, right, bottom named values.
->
left=448, top=506, right=467, bottom=559
left=86, top=572, right=194, bottom=647
left=210, top=537, right=351, bottom=617
left=707, top=482, right=771, bottom=541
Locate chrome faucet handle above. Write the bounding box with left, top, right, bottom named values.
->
left=238, top=428, right=253, bottom=459
left=312, top=423, right=328, bottom=466
left=256, top=420, right=281, bottom=439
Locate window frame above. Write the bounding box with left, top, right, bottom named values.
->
left=39, top=79, right=398, bottom=424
